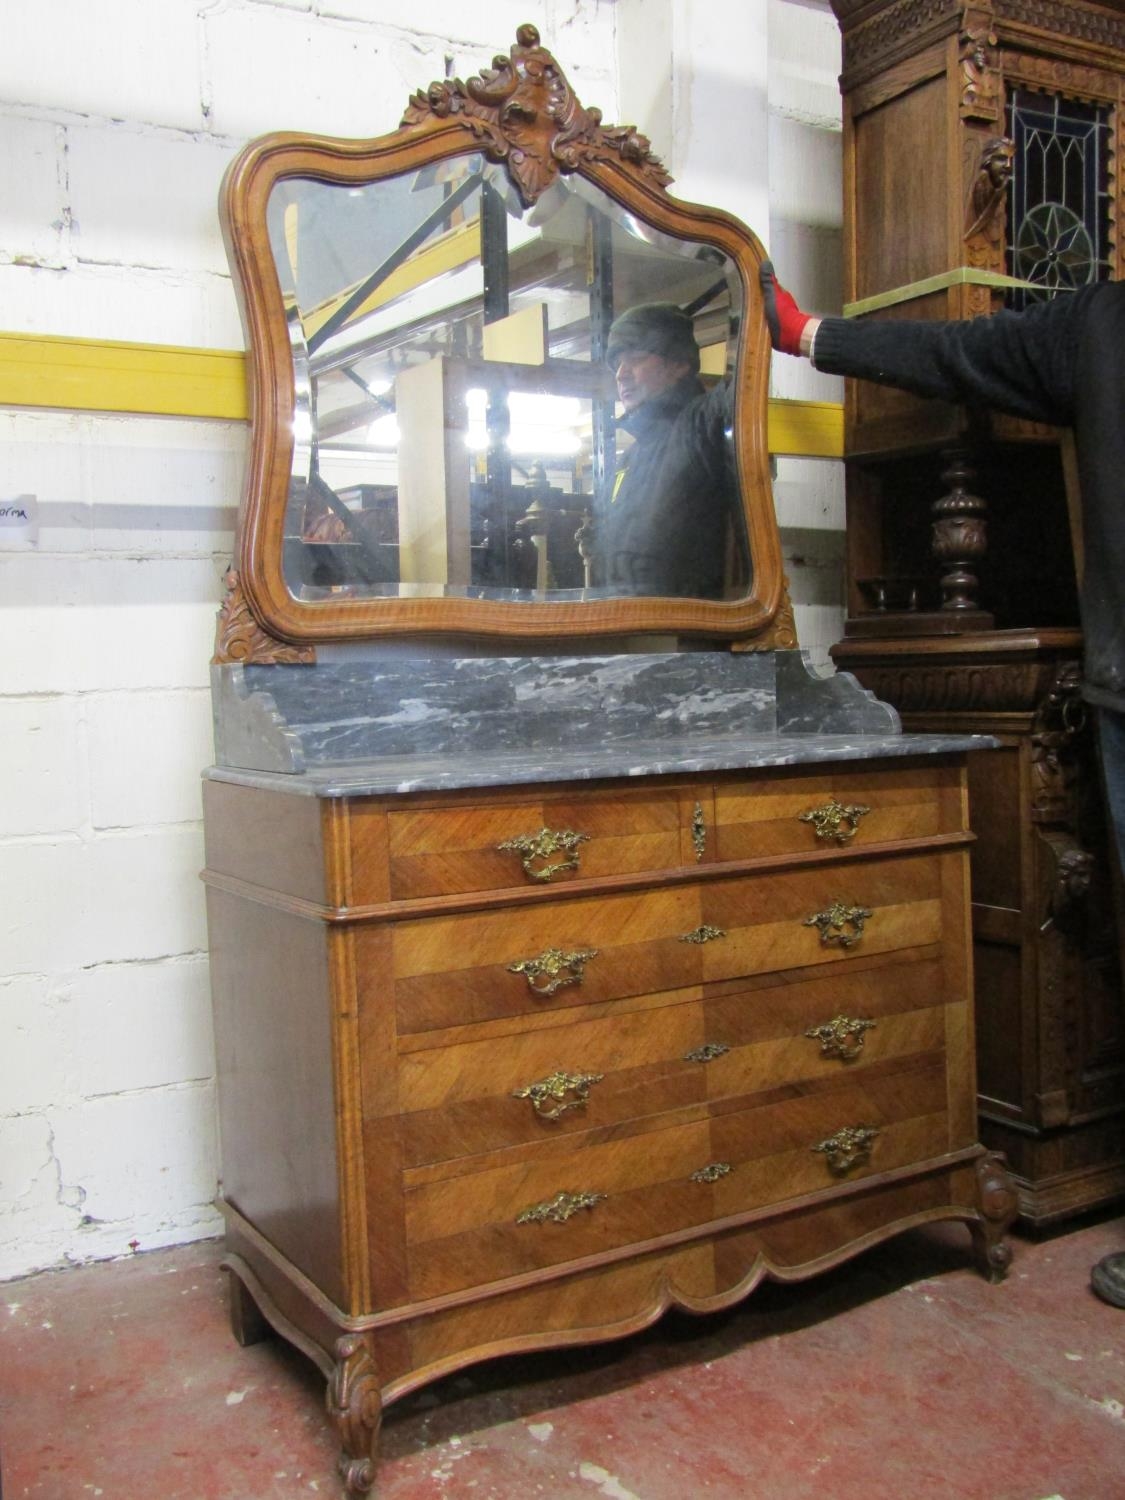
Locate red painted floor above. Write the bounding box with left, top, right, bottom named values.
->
left=2, top=1213, right=1123, bottom=1500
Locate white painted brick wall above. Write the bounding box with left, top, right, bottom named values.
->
left=0, top=0, right=847, bottom=1281
left=767, top=0, right=846, bottom=660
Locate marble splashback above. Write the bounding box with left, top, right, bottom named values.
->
left=211, top=651, right=901, bottom=775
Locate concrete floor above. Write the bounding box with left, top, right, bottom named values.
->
left=2, top=1211, right=1124, bottom=1500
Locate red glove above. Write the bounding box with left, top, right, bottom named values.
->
left=759, top=260, right=812, bottom=356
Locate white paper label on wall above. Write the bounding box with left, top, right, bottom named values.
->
left=0, top=494, right=37, bottom=549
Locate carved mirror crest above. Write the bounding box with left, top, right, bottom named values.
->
left=218, top=22, right=787, bottom=652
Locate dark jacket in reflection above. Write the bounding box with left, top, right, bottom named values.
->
left=598, top=374, right=745, bottom=599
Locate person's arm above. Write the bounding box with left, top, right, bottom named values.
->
left=760, top=261, right=1088, bottom=428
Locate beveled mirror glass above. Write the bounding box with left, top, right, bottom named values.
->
left=219, top=23, right=787, bottom=647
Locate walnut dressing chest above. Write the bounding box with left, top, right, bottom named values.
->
left=204, top=651, right=1015, bottom=1494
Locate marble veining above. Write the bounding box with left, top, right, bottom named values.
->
left=209, top=650, right=995, bottom=794
left=214, top=652, right=782, bottom=772
left=205, top=730, right=996, bottom=798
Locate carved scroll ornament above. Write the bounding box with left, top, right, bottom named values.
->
left=326, top=1335, right=382, bottom=1496
left=402, top=24, right=672, bottom=207
left=213, top=570, right=315, bottom=666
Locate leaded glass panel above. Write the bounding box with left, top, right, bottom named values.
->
left=1005, top=89, right=1112, bottom=310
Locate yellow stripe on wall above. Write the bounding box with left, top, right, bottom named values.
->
left=0, top=331, right=843, bottom=457
left=766, top=398, right=843, bottom=459
left=0, top=332, right=250, bottom=421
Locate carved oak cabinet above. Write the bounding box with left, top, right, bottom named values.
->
left=204, top=654, right=1015, bottom=1495
left=826, top=0, right=1125, bottom=1223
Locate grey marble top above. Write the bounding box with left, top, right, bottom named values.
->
left=204, top=729, right=994, bottom=798
left=206, top=649, right=997, bottom=798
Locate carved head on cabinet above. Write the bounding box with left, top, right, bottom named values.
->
left=218, top=22, right=786, bottom=654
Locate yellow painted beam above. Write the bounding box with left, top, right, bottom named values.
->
left=0, top=331, right=250, bottom=421
left=0, top=331, right=843, bottom=458
left=766, top=397, right=843, bottom=459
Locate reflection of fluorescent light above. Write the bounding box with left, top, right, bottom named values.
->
left=464, top=387, right=585, bottom=455
left=293, top=410, right=313, bottom=444
left=509, top=393, right=582, bottom=425
left=366, top=413, right=400, bottom=448
left=464, top=389, right=487, bottom=450
left=365, top=377, right=392, bottom=397
left=508, top=429, right=581, bottom=456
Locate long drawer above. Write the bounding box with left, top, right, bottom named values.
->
left=395, top=954, right=950, bottom=1168
left=382, top=849, right=949, bottom=1036
left=402, top=1055, right=952, bottom=1299
left=343, top=760, right=964, bottom=905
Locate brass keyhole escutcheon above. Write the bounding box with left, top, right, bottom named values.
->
left=691, top=801, right=707, bottom=861
left=497, top=827, right=590, bottom=882
left=804, top=900, right=873, bottom=949
left=805, top=1015, right=876, bottom=1061
left=683, top=1042, right=730, bottom=1063
left=798, top=800, right=871, bottom=845
left=508, top=946, right=599, bottom=997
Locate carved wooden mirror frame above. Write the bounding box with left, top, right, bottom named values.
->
left=217, top=23, right=790, bottom=657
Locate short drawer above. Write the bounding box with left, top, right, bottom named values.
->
left=385, top=850, right=954, bottom=1037
left=402, top=1055, right=952, bottom=1299
left=713, top=761, right=966, bottom=861
left=395, top=953, right=952, bottom=1168
left=371, top=784, right=693, bottom=900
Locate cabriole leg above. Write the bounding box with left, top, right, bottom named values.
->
left=969, top=1150, right=1019, bottom=1282
left=327, top=1334, right=383, bottom=1497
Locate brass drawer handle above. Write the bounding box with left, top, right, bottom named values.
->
left=508, top=946, right=599, bottom=997
left=812, top=1125, right=880, bottom=1174
left=513, top=1069, right=605, bottom=1120
left=516, top=1189, right=606, bottom=1225
left=497, top=827, right=590, bottom=882
left=798, top=800, right=871, bottom=844
left=805, top=1015, right=876, bottom=1061
left=804, top=900, right=873, bottom=949
left=684, top=1042, right=730, bottom=1063
left=690, top=1161, right=731, bottom=1184
left=692, top=801, right=707, bottom=861
left=679, top=924, right=725, bottom=945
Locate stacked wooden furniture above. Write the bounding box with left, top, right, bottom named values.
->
left=827, top=0, right=1125, bottom=1225
left=207, top=26, right=1016, bottom=1493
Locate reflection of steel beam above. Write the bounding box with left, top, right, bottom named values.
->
left=341, top=365, right=394, bottom=411
left=587, top=205, right=614, bottom=498
left=481, top=180, right=510, bottom=323
left=682, top=277, right=730, bottom=317
left=308, top=170, right=484, bottom=355
left=481, top=180, right=512, bottom=572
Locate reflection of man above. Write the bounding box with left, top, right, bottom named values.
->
left=597, top=302, right=741, bottom=599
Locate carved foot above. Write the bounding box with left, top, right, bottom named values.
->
left=226, top=1267, right=271, bottom=1348
left=968, top=1151, right=1019, bottom=1282
left=327, top=1334, right=383, bottom=1497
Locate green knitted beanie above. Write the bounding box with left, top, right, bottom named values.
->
left=605, top=302, right=700, bottom=373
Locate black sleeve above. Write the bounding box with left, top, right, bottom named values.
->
left=811, top=286, right=1098, bottom=427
